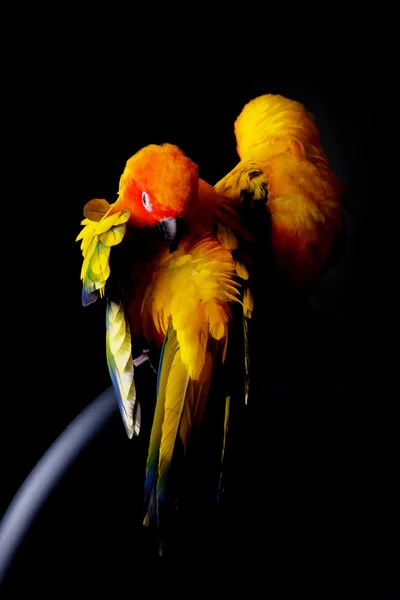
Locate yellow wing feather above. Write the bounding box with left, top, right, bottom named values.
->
left=158, top=350, right=189, bottom=486
left=76, top=198, right=130, bottom=304
left=77, top=200, right=139, bottom=437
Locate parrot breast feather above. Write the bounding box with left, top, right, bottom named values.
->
left=141, top=235, right=242, bottom=381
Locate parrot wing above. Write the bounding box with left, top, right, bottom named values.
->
left=198, top=177, right=256, bottom=406
left=106, top=300, right=140, bottom=438
left=140, top=235, right=241, bottom=550
left=216, top=154, right=344, bottom=294
left=76, top=198, right=130, bottom=304
left=76, top=199, right=140, bottom=438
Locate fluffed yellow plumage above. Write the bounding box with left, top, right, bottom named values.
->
left=141, top=234, right=241, bottom=380
left=215, top=93, right=344, bottom=295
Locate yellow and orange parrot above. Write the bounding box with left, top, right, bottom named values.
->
left=77, top=93, right=345, bottom=553
left=76, top=143, right=252, bottom=549
left=215, top=93, right=345, bottom=298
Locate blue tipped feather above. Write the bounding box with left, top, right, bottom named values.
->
left=82, top=286, right=98, bottom=306
left=143, top=323, right=175, bottom=523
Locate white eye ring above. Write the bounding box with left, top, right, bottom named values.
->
left=142, top=191, right=152, bottom=212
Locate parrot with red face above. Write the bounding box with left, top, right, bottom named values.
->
left=76, top=143, right=252, bottom=551
left=77, top=93, right=345, bottom=555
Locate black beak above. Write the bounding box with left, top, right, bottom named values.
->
left=158, top=217, right=185, bottom=252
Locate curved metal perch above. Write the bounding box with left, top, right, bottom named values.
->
left=0, top=386, right=118, bottom=585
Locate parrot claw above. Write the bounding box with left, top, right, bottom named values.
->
left=133, top=349, right=157, bottom=373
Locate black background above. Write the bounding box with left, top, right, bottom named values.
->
left=1, top=4, right=398, bottom=597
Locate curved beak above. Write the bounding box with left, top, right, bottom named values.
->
left=158, top=217, right=185, bottom=252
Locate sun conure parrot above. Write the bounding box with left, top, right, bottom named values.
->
left=214, top=93, right=345, bottom=298
left=76, top=143, right=253, bottom=551
left=76, top=94, right=345, bottom=553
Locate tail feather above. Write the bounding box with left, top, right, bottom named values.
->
left=143, top=325, right=221, bottom=554
left=217, top=395, right=230, bottom=504
left=243, top=313, right=250, bottom=405
left=143, top=324, right=177, bottom=525
left=144, top=324, right=195, bottom=535
left=156, top=350, right=190, bottom=506
left=179, top=348, right=215, bottom=452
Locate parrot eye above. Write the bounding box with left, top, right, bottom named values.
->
left=142, top=191, right=152, bottom=212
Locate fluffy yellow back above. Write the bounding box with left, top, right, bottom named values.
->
left=234, top=94, right=322, bottom=162
left=215, top=93, right=345, bottom=294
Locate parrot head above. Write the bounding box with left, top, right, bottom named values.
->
left=117, top=143, right=199, bottom=249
